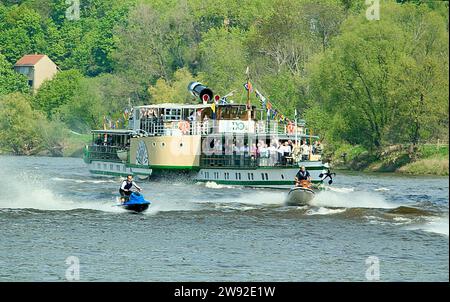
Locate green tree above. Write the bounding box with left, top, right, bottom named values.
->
left=148, top=68, right=196, bottom=104
left=0, top=93, right=60, bottom=155
left=57, top=77, right=108, bottom=133
left=0, top=4, right=47, bottom=64
left=112, top=3, right=172, bottom=101
left=198, top=27, right=248, bottom=96
left=0, top=53, right=29, bottom=95
left=33, top=69, right=83, bottom=118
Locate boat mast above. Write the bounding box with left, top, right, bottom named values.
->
left=295, top=108, right=298, bottom=145
left=246, top=67, right=251, bottom=121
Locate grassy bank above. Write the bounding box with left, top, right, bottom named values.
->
left=396, top=145, right=449, bottom=176
left=63, top=132, right=91, bottom=158
left=331, top=143, right=449, bottom=176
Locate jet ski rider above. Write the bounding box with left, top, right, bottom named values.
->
left=294, top=165, right=311, bottom=187
left=119, top=175, right=142, bottom=202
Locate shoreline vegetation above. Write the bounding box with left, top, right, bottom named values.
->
left=329, top=143, right=449, bottom=176
left=0, top=1, right=448, bottom=177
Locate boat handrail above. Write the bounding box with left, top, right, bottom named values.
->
left=136, top=118, right=315, bottom=137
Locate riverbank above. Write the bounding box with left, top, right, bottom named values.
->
left=330, top=144, right=449, bottom=176
left=0, top=131, right=90, bottom=158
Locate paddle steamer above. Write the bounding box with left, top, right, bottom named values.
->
left=83, top=82, right=329, bottom=189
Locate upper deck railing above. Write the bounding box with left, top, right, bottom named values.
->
left=136, top=118, right=311, bottom=138
left=85, top=145, right=123, bottom=162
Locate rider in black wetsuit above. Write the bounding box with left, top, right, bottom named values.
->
left=294, top=166, right=311, bottom=186
left=119, top=175, right=142, bottom=202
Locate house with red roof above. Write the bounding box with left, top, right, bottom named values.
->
left=14, top=54, right=58, bottom=92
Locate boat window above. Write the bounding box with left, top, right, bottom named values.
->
left=261, top=173, right=265, bottom=180
left=265, top=173, right=269, bottom=180
left=281, top=174, right=284, bottom=180
left=164, top=108, right=182, bottom=121
left=161, top=142, right=165, bottom=147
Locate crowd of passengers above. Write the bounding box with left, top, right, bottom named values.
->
left=206, top=139, right=323, bottom=165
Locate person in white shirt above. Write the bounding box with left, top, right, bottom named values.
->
left=301, top=142, right=310, bottom=160
left=119, top=175, right=142, bottom=202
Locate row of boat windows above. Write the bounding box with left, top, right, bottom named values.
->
left=96, top=163, right=126, bottom=172
left=202, top=171, right=284, bottom=181
left=94, top=163, right=288, bottom=181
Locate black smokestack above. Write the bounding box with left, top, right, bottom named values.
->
left=188, top=82, right=213, bottom=103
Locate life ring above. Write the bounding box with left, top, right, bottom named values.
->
left=178, top=121, right=190, bottom=134
left=287, top=122, right=295, bottom=134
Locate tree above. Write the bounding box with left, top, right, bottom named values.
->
left=0, top=93, right=50, bottom=155
left=33, top=69, right=83, bottom=118
left=57, top=77, right=108, bottom=133
left=0, top=4, right=47, bottom=64
left=0, top=53, right=29, bottom=95
left=309, top=2, right=449, bottom=152
left=148, top=68, right=196, bottom=104
left=198, top=27, right=248, bottom=96
left=391, top=5, right=449, bottom=154
left=112, top=3, right=172, bottom=101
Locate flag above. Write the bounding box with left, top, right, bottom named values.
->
left=255, top=89, right=266, bottom=108
left=243, top=81, right=253, bottom=92
left=211, top=102, right=216, bottom=120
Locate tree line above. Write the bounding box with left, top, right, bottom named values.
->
left=0, top=0, right=448, bottom=157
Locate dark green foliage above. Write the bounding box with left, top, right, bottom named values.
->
left=0, top=0, right=448, bottom=159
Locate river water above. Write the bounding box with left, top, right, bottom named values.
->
left=0, top=156, right=448, bottom=281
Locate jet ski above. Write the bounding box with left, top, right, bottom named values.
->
left=285, top=181, right=315, bottom=206
left=120, top=192, right=151, bottom=213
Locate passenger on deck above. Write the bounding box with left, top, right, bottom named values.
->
left=268, top=143, right=277, bottom=166
left=95, top=134, right=103, bottom=145
left=301, top=142, right=310, bottom=161
left=119, top=175, right=142, bottom=203
left=279, top=142, right=291, bottom=165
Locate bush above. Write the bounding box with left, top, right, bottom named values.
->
left=0, top=93, right=68, bottom=156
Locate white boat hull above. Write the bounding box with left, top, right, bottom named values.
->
left=285, top=187, right=315, bottom=206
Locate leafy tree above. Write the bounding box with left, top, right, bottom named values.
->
left=33, top=69, right=83, bottom=118
left=57, top=77, right=107, bottom=133
left=0, top=4, right=47, bottom=64
left=198, top=27, right=248, bottom=96
left=0, top=93, right=52, bottom=155
left=148, top=68, right=196, bottom=104
left=112, top=3, right=172, bottom=101
left=0, top=53, right=29, bottom=95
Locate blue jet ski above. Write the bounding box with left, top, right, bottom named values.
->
left=120, top=192, right=151, bottom=213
